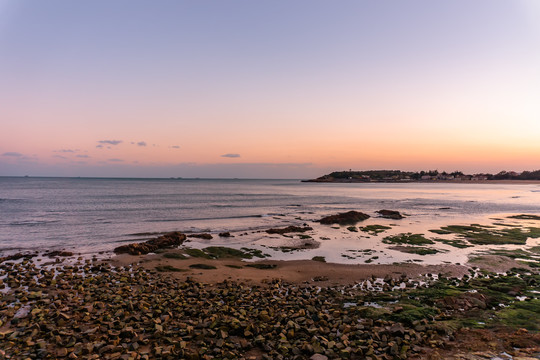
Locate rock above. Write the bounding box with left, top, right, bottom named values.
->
left=114, top=232, right=186, bottom=255
left=266, top=226, right=313, bottom=234
left=188, top=233, right=213, bottom=240
left=0, top=252, right=39, bottom=263
left=218, top=232, right=233, bottom=237
left=318, top=211, right=370, bottom=225
left=376, top=209, right=404, bottom=219
left=46, top=251, right=74, bottom=257
left=310, top=354, right=328, bottom=360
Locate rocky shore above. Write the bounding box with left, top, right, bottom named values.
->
left=2, top=213, right=540, bottom=359
left=1, top=253, right=540, bottom=359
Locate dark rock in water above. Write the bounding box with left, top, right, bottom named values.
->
left=318, top=211, right=370, bottom=225
left=266, top=225, right=313, bottom=234
left=188, top=233, right=213, bottom=240
left=45, top=251, right=74, bottom=257
left=0, top=252, right=39, bottom=263
left=218, top=232, right=233, bottom=237
left=114, top=231, right=186, bottom=255
left=376, top=209, right=404, bottom=219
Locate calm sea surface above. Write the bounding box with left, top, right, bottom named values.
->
left=1, top=177, right=540, bottom=255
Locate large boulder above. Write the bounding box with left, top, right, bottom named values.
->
left=188, top=233, right=213, bottom=240
left=376, top=209, right=404, bottom=219
left=114, top=231, right=186, bottom=255
left=318, top=211, right=370, bottom=225
left=266, top=225, right=313, bottom=234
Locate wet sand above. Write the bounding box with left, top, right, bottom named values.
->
left=112, top=253, right=471, bottom=286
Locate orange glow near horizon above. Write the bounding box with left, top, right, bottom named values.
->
left=1, top=1, right=540, bottom=178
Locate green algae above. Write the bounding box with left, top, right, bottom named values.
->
left=529, top=246, right=540, bottom=254
left=163, top=252, right=188, bottom=260
left=433, top=238, right=472, bottom=249
left=155, top=265, right=186, bottom=272
left=480, top=248, right=540, bottom=260
left=360, top=225, right=391, bottom=235
left=389, top=304, right=439, bottom=325
left=240, top=247, right=268, bottom=258
left=183, top=246, right=267, bottom=260
left=492, top=223, right=521, bottom=227
left=184, top=248, right=212, bottom=259
left=435, top=224, right=540, bottom=245
left=508, top=214, right=540, bottom=220
left=246, top=263, right=277, bottom=269
left=346, top=226, right=358, bottom=232
left=494, top=299, right=540, bottom=331
left=225, top=264, right=243, bottom=269
left=312, top=256, right=326, bottom=262
left=383, top=233, right=434, bottom=246
left=189, top=263, right=217, bottom=269
left=204, top=246, right=252, bottom=259
left=392, top=247, right=441, bottom=255
left=429, top=229, right=452, bottom=235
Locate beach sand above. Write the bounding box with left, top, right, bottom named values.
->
left=112, top=253, right=472, bottom=286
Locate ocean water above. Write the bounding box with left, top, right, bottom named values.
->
left=1, top=177, right=540, bottom=256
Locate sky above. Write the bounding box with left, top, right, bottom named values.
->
left=1, top=0, right=539, bottom=178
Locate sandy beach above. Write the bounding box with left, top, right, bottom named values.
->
left=113, top=253, right=471, bottom=286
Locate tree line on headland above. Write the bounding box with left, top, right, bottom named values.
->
left=303, top=169, right=540, bottom=182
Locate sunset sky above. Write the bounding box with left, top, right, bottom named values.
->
left=1, top=0, right=539, bottom=178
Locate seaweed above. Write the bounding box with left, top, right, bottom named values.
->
left=163, top=252, right=188, bottom=260
left=429, top=229, right=452, bottom=235
left=383, top=233, right=434, bottom=246
left=204, top=246, right=252, bottom=259
left=435, top=224, right=540, bottom=245
left=391, top=246, right=440, bottom=255
left=433, top=238, right=473, bottom=249
left=225, top=264, right=243, bottom=269
left=360, top=225, right=391, bottom=235
left=246, top=263, right=277, bottom=269
left=189, top=263, right=217, bottom=270
left=493, top=299, right=540, bottom=331
left=508, top=214, right=540, bottom=220
left=184, top=248, right=213, bottom=259
left=155, top=265, right=186, bottom=272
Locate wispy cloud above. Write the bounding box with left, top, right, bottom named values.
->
left=76, top=154, right=90, bottom=158
left=108, top=158, right=124, bottom=162
left=137, top=141, right=147, bottom=147
left=221, top=153, right=241, bottom=158
left=55, top=149, right=77, bottom=153
left=98, top=140, right=122, bottom=146
left=53, top=155, right=68, bottom=159
left=171, top=145, right=180, bottom=149
left=2, top=152, right=23, bottom=157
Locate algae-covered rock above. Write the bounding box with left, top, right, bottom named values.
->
left=114, top=232, right=186, bottom=255
left=266, top=226, right=313, bottom=234
left=319, top=211, right=370, bottom=225
left=376, top=209, right=404, bottom=219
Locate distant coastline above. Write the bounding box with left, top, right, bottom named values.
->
left=303, top=169, right=540, bottom=183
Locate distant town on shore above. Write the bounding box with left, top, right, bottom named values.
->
left=303, top=169, right=540, bottom=183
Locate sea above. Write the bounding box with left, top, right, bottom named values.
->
left=1, top=177, right=540, bottom=259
